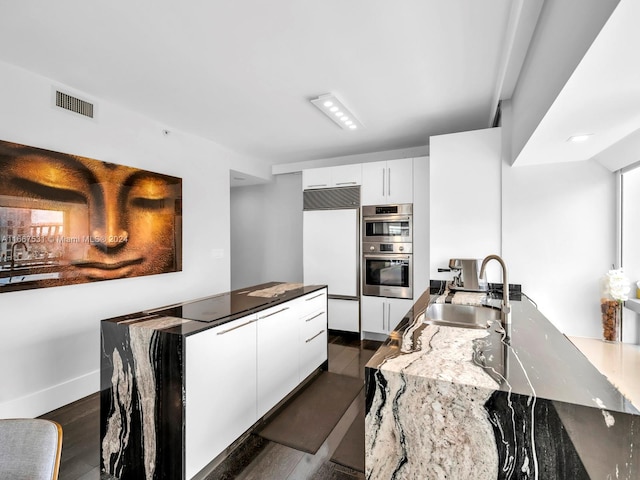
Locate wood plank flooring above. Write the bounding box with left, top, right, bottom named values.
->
left=39, top=333, right=380, bottom=480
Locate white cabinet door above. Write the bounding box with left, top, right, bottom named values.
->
left=386, top=158, right=413, bottom=205
left=303, top=209, right=359, bottom=297
left=297, top=289, right=328, bottom=381
left=361, top=161, right=388, bottom=205
left=303, top=164, right=362, bottom=190
left=185, top=314, right=257, bottom=479
left=302, top=167, right=332, bottom=190
left=361, top=295, right=387, bottom=334
left=297, top=289, right=327, bottom=318
left=361, top=158, right=413, bottom=205
left=331, top=164, right=362, bottom=187
left=299, top=310, right=327, bottom=381
left=361, top=296, right=412, bottom=334
left=257, top=304, right=300, bottom=418
left=328, top=298, right=359, bottom=332
left=387, top=297, right=413, bottom=332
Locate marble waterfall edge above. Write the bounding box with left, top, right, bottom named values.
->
left=366, top=324, right=501, bottom=479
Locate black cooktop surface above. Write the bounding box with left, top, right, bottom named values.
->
left=149, top=291, right=281, bottom=323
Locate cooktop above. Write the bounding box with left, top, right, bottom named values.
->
left=146, top=290, right=279, bottom=323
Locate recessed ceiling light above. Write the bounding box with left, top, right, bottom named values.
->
left=567, top=134, right=593, bottom=143
left=310, top=93, right=364, bottom=131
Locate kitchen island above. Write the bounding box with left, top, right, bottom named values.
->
left=365, top=285, right=640, bottom=479
left=100, top=282, right=327, bottom=480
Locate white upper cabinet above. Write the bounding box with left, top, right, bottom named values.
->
left=361, top=158, right=413, bottom=205
left=302, top=167, right=333, bottom=189
left=302, top=164, right=362, bottom=190
left=331, top=164, right=362, bottom=187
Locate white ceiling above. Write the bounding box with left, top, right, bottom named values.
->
left=0, top=0, right=517, bottom=167
left=514, top=0, right=640, bottom=169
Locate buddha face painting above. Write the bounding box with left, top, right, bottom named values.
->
left=0, top=140, right=182, bottom=291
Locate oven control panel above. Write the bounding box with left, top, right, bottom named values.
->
left=363, top=242, right=413, bottom=254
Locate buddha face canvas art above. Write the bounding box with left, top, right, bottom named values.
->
left=0, top=140, right=182, bottom=291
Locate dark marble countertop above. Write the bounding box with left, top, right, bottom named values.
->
left=365, top=286, right=640, bottom=479
left=100, top=282, right=327, bottom=336
left=366, top=287, right=639, bottom=415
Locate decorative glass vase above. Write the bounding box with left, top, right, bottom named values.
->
left=600, top=298, right=622, bottom=342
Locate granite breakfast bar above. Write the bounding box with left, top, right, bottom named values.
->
left=365, top=286, right=640, bottom=479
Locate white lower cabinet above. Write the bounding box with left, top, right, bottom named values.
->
left=361, top=296, right=412, bottom=335
left=257, top=303, right=300, bottom=418
left=327, top=298, right=359, bottom=332
left=185, top=314, right=257, bottom=479
left=300, top=311, right=328, bottom=381
left=185, top=288, right=328, bottom=478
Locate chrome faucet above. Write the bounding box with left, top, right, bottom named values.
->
left=479, top=254, right=511, bottom=326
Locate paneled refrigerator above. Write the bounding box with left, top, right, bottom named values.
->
left=303, top=187, right=360, bottom=333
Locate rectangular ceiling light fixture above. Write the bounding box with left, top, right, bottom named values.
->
left=310, top=93, right=363, bottom=130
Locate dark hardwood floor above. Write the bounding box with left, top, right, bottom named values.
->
left=39, top=392, right=102, bottom=480
left=39, top=333, right=381, bottom=480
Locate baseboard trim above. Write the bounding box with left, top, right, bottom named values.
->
left=0, top=369, right=100, bottom=418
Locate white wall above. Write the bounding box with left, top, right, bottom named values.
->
left=430, top=128, right=503, bottom=283
left=621, top=167, right=640, bottom=343
left=430, top=126, right=617, bottom=338
left=622, top=168, right=640, bottom=289
left=0, top=61, right=268, bottom=418
left=412, top=156, right=430, bottom=297
left=230, top=173, right=303, bottom=290
left=502, top=159, right=616, bottom=337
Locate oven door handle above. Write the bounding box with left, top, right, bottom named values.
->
left=363, top=253, right=412, bottom=260
left=363, top=215, right=412, bottom=223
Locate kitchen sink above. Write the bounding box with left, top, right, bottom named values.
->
left=420, top=303, right=500, bottom=329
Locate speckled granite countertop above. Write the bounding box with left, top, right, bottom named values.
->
left=365, top=287, right=640, bottom=479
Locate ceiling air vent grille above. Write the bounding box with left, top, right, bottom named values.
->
left=55, top=90, right=94, bottom=118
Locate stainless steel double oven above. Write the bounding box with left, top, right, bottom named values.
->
left=362, top=204, right=413, bottom=299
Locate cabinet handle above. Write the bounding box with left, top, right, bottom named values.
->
left=308, top=184, right=328, bottom=188
left=382, top=303, right=385, bottom=330
left=387, top=167, right=391, bottom=196
left=217, top=319, right=257, bottom=335
left=387, top=303, right=391, bottom=331
left=258, top=307, right=289, bottom=319
left=305, top=293, right=325, bottom=301
left=306, top=330, right=325, bottom=343
left=306, top=311, right=325, bottom=322
left=335, top=181, right=357, bottom=186
left=382, top=168, right=386, bottom=196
